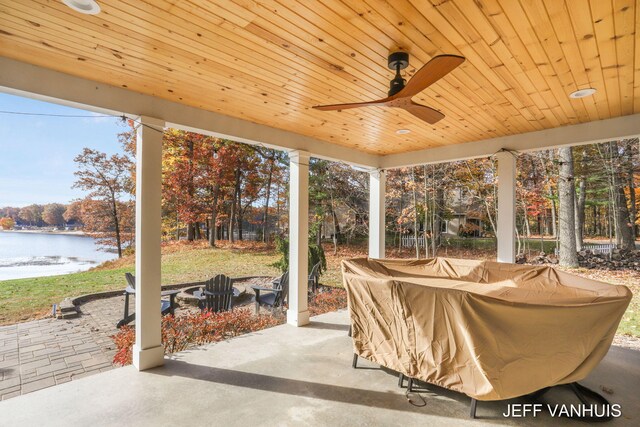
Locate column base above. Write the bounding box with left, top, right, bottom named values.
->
left=132, top=344, right=165, bottom=371
left=287, top=309, right=310, bottom=327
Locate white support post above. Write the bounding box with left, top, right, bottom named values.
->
left=368, top=169, right=386, bottom=259
left=496, top=150, right=516, bottom=263
left=287, top=151, right=310, bottom=327
left=133, top=116, right=165, bottom=370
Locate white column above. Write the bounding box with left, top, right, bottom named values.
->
left=368, top=169, right=386, bottom=258
left=287, top=151, right=310, bottom=327
left=133, top=116, right=165, bottom=370
left=496, top=150, right=516, bottom=263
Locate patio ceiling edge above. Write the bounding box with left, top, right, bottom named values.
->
left=380, top=113, right=640, bottom=169
left=0, top=57, right=381, bottom=169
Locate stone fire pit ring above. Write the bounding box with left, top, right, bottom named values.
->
left=176, top=276, right=272, bottom=306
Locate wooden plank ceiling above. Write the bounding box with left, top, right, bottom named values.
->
left=0, top=0, right=638, bottom=155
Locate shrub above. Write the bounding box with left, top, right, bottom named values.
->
left=112, top=307, right=284, bottom=366
left=309, top=288, right=348, bottom=316
left=112, top=289, right=349, bottom=366
left=271, top=235, right=327, bottom=274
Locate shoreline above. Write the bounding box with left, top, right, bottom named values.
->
left=0, top=229, right=87, bottom=237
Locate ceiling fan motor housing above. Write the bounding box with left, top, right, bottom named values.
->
left=388, top=51, right=409, bottom=96
left=388, top=51, right=409, bottom=70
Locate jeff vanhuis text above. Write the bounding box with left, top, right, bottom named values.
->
left=503, top=403, right=622, bottom=418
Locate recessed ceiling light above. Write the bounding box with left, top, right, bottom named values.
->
left=62, top=0, right=101, bottom=15
left=396, top=129, right=411, bottom=135
left=569, top=88, right=596, bottom=99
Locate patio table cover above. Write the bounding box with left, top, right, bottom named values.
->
left=341, top=257, right=632, bottom=401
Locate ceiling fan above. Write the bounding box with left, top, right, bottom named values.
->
left=313, top=52, right=465, bottom=124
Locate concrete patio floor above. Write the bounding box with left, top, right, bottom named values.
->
left=0, top=310, right=638, bottom=427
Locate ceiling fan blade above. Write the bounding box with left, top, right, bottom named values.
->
left=313, top=98, right=391, bottom=111
left=397, top=54, right=465, bottom=98
left=401, top=102, right=445, bottom=124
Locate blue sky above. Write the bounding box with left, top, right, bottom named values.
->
left=0, top=93, right=126, bottom=207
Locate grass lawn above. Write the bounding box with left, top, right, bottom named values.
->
left=554, top=267, right=640, bottom=337
left=0, top=240, right=637, bottom=340
left=0, top=241, right=281, bottom=325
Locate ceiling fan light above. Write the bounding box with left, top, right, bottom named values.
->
left=62, top=0, right=101, bottom=15
left=569, top=88, right=596, bottom=99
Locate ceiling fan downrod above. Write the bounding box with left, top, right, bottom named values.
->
left=388, top=51, right=409, bottom=97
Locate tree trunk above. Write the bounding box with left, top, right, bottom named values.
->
left=423, top=166, right=430, bottom=258
left=540, top=152, right=558, bottom=238
left=411, top=167, right=420, bottom=259
left=237, top=174, right=244, bottom=241
left=229, top=170, right=240, bottom=243
left=550, top=201, right=557, bottom=237
left=328, top=169, right=339, bottom=255
left=209, top=184, right=219, bottom=247
left=626, top=140, right=637, bottom=239
left=558, top=147, right=578, bottom=267
left=275, top=182, right=281, bottom=234
left=398, top=191, right=403, bottom=252
left=433, top=181, right=444, bottom=253
left=610, top=142, right=635, bottom=250
left=186, top=138, right=195, bottom=241
left=262, top=153, right=274, bottom=243
left=574, top=178, right=586, bottom=251
left=175, top=211, right=180, bottom=241
left=110, top=194, right=122, bottom=258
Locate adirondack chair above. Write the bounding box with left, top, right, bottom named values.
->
left=199, top=274, right=234, bottom=312
left=308, top=262, right=321, bottom=293
left=272, top=263, right=321, bottom=294
left=253, top=271, right=289, bottom=313
left=116, top=273, right=179, bottom=328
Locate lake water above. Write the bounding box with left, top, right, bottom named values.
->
left=0, top=232, right=118, bottom=281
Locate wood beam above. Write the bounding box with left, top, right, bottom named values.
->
left=381, top=114, right=640, bottom=169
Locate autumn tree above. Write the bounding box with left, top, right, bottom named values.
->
left=0, top=217, right=15, bottom=230
left=79, top=198, right=135, bottom=252
left=42, top=203, right=67, bottom=227
left=63, top=201, right=83, bottom=225
left=0, top=207, right=20, bottom=221
left=73, top=148, right=134, bottom=257
left=19, top=204, right=44, bottom=226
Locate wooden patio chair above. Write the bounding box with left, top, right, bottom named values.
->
left=272, top=263, right=320, bottom=294
left=200, top=274, right=234, bottom=312
left=308, top=262, right=321, bottom=293
left=253, top=271, right=289, bottom=313
left=116, top=273, right=179, bottom=328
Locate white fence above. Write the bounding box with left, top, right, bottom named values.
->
left=401, top=235, right=427, bottom=248
left=231, top=231, right=259, bottom=241
left=555, top=243, right=615, bottom=256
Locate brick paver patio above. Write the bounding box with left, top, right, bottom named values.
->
left=0, top=295, right=129, bottom=400
left=0, top=280, right=261, bottom=401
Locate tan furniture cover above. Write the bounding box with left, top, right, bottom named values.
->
left=342, top=257, right=631, bottom=401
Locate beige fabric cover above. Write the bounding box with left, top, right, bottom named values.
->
left=342, top=257, right=631, bottom=401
